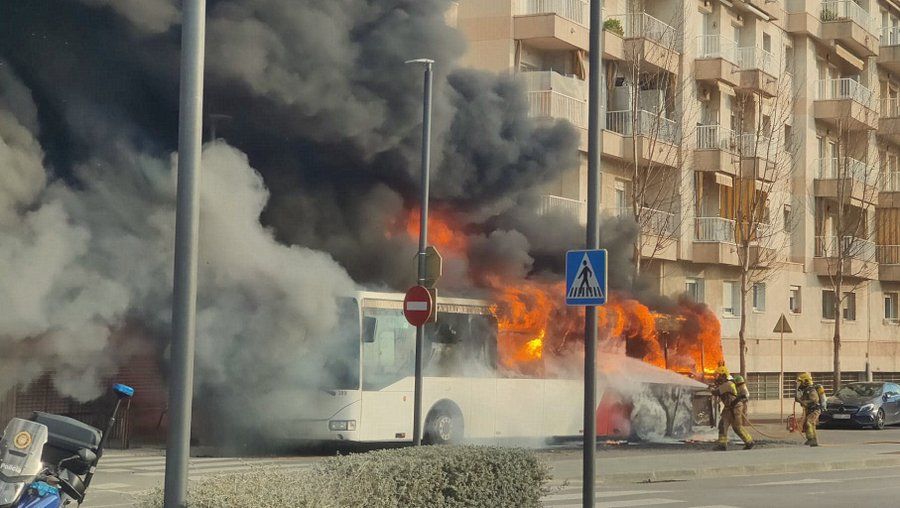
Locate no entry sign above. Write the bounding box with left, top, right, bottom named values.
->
left=404, top=285, right=433, bottom=326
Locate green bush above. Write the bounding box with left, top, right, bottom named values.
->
left=821, top=8, right=838, bottom=21
left=604, top=18, right=624, bottom=37
left=139, top=446, right=550, bottom=507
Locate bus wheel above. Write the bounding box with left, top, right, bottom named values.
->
left=424, top=402, right=464, bottom=445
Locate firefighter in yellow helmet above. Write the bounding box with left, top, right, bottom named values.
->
left=712, top=366, right=754, bottom=451
left=795, top=372, right=825, bottom=447
left=732, top=374, right=751, bottom=425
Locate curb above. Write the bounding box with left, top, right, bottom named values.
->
left=597, top=455, right=900, bottom=484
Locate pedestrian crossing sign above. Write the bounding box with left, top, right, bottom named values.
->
left=565, top=250, right=608, bottom=306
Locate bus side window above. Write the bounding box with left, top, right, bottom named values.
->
left=362, top=317, right=377, bottom=343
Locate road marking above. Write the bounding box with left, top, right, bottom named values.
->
left=555, top=499, right=684, bottom=507
left=90, top=483, right=132, bottom=490
left=750, top=478, right=841, bottom=486
left=544, top=491, right=670, bottom=502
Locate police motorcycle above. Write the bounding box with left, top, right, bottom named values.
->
left=0, top=383, right=134, bottom=507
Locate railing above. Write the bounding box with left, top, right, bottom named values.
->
left=513, top=0, right=590, bottom=26
left=879, top=245, right=900, bottom=264
left=520, top=70, right=587, bottom=100
left=696, top=35, right=737, bottom=62
left=815, top=236, right=876, bottom=260
left=605, top=109, right=679, bottom=143
left=816, top=78, right=875, bottom=109
left=884, top=171, right=900, bottom=191
left=608, top=12, right=681, bottom=50
left=821, top=0, right=874, bottom=33
left=736, top=46, right=777, bottom=75
left=527, top=90, right=588, bottom=128
left=540, top=195, right=586, bottom=222
left=883, top=26, right=900, bottom=46
left=739, top=132, right=774, bottom=157
left=882, top=97, right=900, bottom=118
left=696, top=124, right=738, bottom=151
left=614, top=207, right=678, bottom=237
left=816, top=157, right=875, bottom=186
left=695, top=217, right=736, bottom=243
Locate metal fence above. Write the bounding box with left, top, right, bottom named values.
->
left=882, top=97, right=900, bottom=117
left=814, top=235, right=876, bottom=260
left=883, top=26, right=900, bottom=46
left=816, top=78, right=875, bottom=109
left=614, top=207, right=678, bottom=237
left=739, top=132, right=774, bottom=157
left=527, top=90, right=588, bottom=128
left=605, top=109, right=678, bottom=143
left=821, top=0, right=874, bottom=32
left=695, top=217, right=736, bottom=243
left=884, top=171, right=900, bottom=191
left=815, top=156, right=874, bottom=186
left=879, top=245, right=900, bottom=265
left=540, top=194, right=586, bottom=223
left=696, top=35, right=737, bottom=62
left=736, top=46, right=777, bottom=75
left=513, top=0, right=590, bottom=26
left=608, top=12, right=681, bottom=50
left=696, top=124, right=737, bottom=151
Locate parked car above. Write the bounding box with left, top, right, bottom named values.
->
left=819, top=382, right=900, bottom=429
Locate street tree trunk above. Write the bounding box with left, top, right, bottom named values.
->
left=833, top=278, right=843, bottom=390
left=739, top=266, right=749, bottom=379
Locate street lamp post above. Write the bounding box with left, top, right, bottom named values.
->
left=164, top=1, right=206, bottom=506
left=405, top=58, right=434, bottom=446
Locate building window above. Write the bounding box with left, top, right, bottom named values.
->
left=789, top=286, right=802, bottom=314
left=752, top=283, right=766, bottom=311
left=784, top=45, right=794, bottom=73
left=784, top=125, right=792, bottom=153
left=823, top=290, right=856, bottom=320
left=723, top=281, right=740, bottom=317
left=747, top=373, right=781, bottom=400
left=685, top=278, right=704, bottom=303
left=844, top=292, right=857, bottom=321
left=823, top=290, right=836, bottom=319
left=886, top=293, right=899, bottom=323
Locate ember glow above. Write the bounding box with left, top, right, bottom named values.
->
left=389, top=209, right=469, bottom=254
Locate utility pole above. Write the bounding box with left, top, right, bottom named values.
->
left=584, top=0, right=604, bottom=505
left=164, top=1, right=206, bottom=506
left=405, top=58, right=434, bottom=446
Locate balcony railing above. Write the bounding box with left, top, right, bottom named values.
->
left=527, top=90, right=588, bottom=128
left=882, top=97, right=900, bottom=118
left=821, top=0, right=874, bottom=33
left=739, top=132, right=774, bottom=157
left=695, top=217, right=736, bottom=243
left=696, top=35, right=738, bottom=62
left=883, top=26, right=900, bottom=46
left=606, top=109, right=679, bottom=143
left=816, top=78, right=875, bottom=109
left=884, top=171, right=900, bottom=191
left=540, top=194, right=586, bottom=221
left=736, top=46, right=777, bottom=75
left=696, top=124, right=738, bottom=151
left=879, top=245, right=900, bottom=264
left=513, top=0, right=590, bottom=26
left=521, top=70, right=587, bottom=100
left=815, top=235, right=876, bottom=260
left=608, top=12, right=681, bottom=50
left=816, top=157, right=875, bottom=186
left=613, top=207, right=678, bottom=237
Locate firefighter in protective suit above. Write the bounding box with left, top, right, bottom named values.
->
left=712, top=366, right=754, bottom=451
left=732, top=374, right=751, bottom=424
left=795, top=372, right=825, bottom=447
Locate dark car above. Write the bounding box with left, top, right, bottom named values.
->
left=819, top=382, right=900, bottom=429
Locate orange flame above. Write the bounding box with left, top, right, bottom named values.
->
left=387, top=208, right=468, bottom=254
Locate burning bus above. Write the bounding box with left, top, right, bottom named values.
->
left=269, top=291, right=712, bottom=445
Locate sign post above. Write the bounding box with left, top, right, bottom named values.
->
left=566, top=249, right=608, bottom=508
left=773, top=314, right=793, bottom=423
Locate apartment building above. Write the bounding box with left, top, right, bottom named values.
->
left=458, top=0, right=900, bottom=410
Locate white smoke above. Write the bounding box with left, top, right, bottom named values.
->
left=78, top=0, right=180, bottom=34
left=0, top=66, right=354, bottom=401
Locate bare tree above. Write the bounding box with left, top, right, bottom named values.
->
left=813, top=119, right=881, bottom=390
left=731, top=77, right=800, bottom=378
left=607, top=6, right=695, bottom=277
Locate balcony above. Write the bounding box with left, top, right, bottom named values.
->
left=524, top=71, right=587, bottom=129
left=610, top=206, right=679, bottom=260
left=693, top=217, right=740, bottom=265
left=608, top=12, right=681, bottom=75
left=814, top=235, right=878, bottom=278
left=540, top=194, right=586, bottom=224
left=694, top=125, right=740, bottom=176
left=735, top=46, right=778, bottom=96
left=787, top=1, right=878, bottom=58
left=695, top=36, right=740, bottom=87
left=879, top=27, right=900, bottom=73
left=513, top=0, right=590, bottom=51
left=878, top=98, right=900, bottom=144
left=879, top=246, right=900, bottom=280
left=814, top=157, right=878, bottom=204
left=880, top=170, right=900, bottom=207
left=605, top=109, right=680, bottom=167
left=814, top=78, right=877, bottom=130
left=739, top=133, right=777, bottom=181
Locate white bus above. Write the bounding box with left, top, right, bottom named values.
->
left=275, top=291, right=706, bottom=445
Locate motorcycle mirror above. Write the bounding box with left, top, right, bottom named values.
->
left=78, top=448, right=98, bottom=465
left=113, top=383, right=135, bottom=399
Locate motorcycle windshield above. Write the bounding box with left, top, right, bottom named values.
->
left=0, top=419, right=48, bottom=507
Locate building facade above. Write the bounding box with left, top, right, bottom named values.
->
left=458, top=0, right=900, bottom=412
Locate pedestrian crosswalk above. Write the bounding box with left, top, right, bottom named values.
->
left=541, top=485, right=741, bottom=508
left=94, top=453, right=317, bottom=481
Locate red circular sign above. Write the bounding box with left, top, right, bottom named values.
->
left=404, top=285, right=433, bottom=326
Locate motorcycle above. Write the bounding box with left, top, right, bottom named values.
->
left=0, top=383, right=134, bottom=507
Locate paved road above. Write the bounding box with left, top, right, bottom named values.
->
left=543, top=467, right=900, bottom=507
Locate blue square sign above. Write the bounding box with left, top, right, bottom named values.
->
left=565, top=250, right=608, bottom=306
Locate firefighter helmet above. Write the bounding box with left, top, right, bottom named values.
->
left=797, top=372, right=813, bottom=385
left=733, top=374, right=745, bottom=384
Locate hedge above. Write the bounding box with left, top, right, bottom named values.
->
left=139, top=445, right=551, bottom=507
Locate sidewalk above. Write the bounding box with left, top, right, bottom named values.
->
left=547, top=438, right=900, bottom=484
